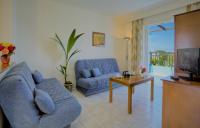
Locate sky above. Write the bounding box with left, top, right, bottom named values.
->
left=148, top=22, right=174, bottom=52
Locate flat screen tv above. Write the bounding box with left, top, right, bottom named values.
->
left=177, top=48, right=200, bottom=81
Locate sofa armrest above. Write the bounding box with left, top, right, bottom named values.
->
left=0, top=76, right=40, bottom=128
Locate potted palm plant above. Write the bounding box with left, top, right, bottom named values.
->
left=52, top=29, right=84, bottom=91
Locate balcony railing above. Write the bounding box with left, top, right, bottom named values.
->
left=150, top=51, right=174, bottom=67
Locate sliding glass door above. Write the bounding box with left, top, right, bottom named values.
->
left=145, top=22, right=174, bottom=77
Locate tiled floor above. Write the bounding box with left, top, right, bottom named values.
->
left=71, top=77, right=163, bottom=128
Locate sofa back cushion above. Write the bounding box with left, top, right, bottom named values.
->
left=75, top=58, right=119, bottom=80
left=3, top=62, right=36, bottom=92
left=81, top=69, right=92, bottom=78
left=32, top=70, right=44, bottom=84
left=91, top=68, right=102, bottom=77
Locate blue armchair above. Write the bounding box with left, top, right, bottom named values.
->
left=0, top=62, right=81, bottom=128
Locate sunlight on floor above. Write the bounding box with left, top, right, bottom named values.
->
left=150, top=66, right=174, bottom=77
left=71, top=77, right=163, bottom=128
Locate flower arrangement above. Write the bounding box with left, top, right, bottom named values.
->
left=139, top=65, right=147, bottom=76
left=0, top=42, right=16, bottom=56
left=0, top=42, right=16, bottom=69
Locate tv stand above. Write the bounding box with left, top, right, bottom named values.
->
left=179, top=72, right=194, bottom=81
left=179, top=76, right=193, bottom=81
left=162, top=77, right=200, bottom=128
left=179, top=75, right=200, bottom=82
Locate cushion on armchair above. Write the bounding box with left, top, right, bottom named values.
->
left=81, top=69, right=91, bottom=78
left=91, top=68, right=102, bottom=77
left=32, top=70, right=44, bottom=84
left=34, top=89, right=55, bottom=114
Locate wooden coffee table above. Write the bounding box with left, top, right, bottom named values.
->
left=109, top=75, right=154, bottom=114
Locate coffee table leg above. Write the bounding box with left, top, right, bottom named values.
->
left=151, top=79, right=154, bottom=101
left=109, top=80, right=113, bottom=103
left=128, top=86, right=132, bottom=114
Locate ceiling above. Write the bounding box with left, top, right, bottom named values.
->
left=57, top=0, right=181, bottom=16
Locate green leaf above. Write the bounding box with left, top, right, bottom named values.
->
left=74, top=33, right=84, bottom=44
left=61, top=65, right=66, bottom=71
left=67, top=29, right=76, bottom=54
left=51, top=29, right=84, bottom=81
left=50, top=37, right=58, bottom=42
left=57, top=67, right=64, bottom=75
left=68, top=49, right=80, bottom=62
left=57, top=65, right=67, bottom=75
left=53, top=33, right=67, bottom=58
left=67, top=29, right=84, bottom=54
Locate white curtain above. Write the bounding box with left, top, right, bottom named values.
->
left=130, top=19, right=144, bottom=74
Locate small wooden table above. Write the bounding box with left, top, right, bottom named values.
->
left=109, top=75, right=154, bottom=114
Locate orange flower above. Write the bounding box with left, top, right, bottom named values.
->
left=0, top=42, right=16, bottom=55
left=8, top=45, right=15, bottom=52
left=2, top=48, right=9, bottom=55
left=0, top=44, right=4, bottom=51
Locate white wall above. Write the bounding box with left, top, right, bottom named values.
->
left=112, top=18, right=130, bottom=71
left=0, top=0, right=13, bottom=42
left=12, top=0, right=126, bottom=84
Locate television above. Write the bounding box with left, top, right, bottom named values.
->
left=177, top=48, right=200, bottom=81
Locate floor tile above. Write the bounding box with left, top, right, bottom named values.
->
left=71, top=77, right=162, bottom=128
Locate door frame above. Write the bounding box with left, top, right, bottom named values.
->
left=143, top=18, right=175, bottom=73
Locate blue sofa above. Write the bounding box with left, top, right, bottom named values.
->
left=0, top=62, right=81, bottom=128
left=75, top=58, right=121, bottom=96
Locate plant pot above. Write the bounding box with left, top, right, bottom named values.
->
left=64, top=81, right=73, bottom=92
left=1, top=55, right=10, bottom=70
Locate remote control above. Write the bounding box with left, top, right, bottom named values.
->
left=170, top=76, right=180, bottom=81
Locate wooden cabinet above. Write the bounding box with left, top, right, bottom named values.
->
left=175, top=9, right=200, bottom=73
left=162, top=78, right=200, bottom=128
left=175, top=9, right=200, bottom=49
